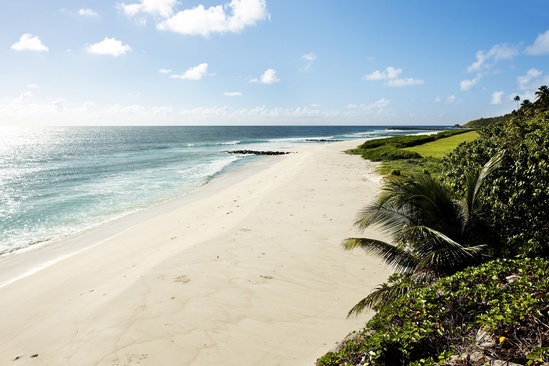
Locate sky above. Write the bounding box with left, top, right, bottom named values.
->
left=1, top=0, right=549, bottom=126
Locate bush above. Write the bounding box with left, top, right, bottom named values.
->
left=443, top=111, right=549, bottom=257
left=360, top=145, right=422, bottom=161
left=317, top=258, right=549, bottom=366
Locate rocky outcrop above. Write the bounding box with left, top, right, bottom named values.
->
left=305, top=139, right=343, bottom=142
left=226, top=150, right=292, bottom=156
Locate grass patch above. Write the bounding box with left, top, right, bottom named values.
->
left=405, top=131, right=479, bottom=158
left=377, top=157, right=444, bottom=178
left=347, top=129, right=477, bottom=178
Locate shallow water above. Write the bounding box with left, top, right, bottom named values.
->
left=0, top=125, right=442, bottom=255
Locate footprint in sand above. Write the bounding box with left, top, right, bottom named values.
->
left=174, top=275, right=191, bottom=284
left=112, top=353, right=148, bottom=365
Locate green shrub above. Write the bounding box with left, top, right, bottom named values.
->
left=443, top=111, right=549, bottom=257
left=317, top=258, right=549, bottom=366
left=361, top=145, right=422, bottom=161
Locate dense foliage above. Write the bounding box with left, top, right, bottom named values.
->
left=463, top=115, right=511, bottom=129
left=442, top=111, right=549, bottom=258
left=317, top=258, right=549, bottom=366
left=342, top=152, right=503, bottom=315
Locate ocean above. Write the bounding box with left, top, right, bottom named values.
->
left=0, top=125, right=443, bottom=256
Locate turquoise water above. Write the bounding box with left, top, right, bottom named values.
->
left=0, top=125, right=443, bottom=255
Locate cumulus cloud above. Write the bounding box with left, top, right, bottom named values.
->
left=120, top=0, right=178, bottom=18
left=467, top=43, right=519, bottom=73
left=224, top=92, right=243, bottom=97
left=158, top=68, right=172, bottom=73
left=460, top=77, right=480, bottom=91
left=86, top=37, right=131, bottom=56
left=79, top=8, right=98, bottom=16
left=364, top=66, right=423, bottom=86
left=11, top=34, right=49, bottom=52
left=365, top=66, right=402, bottom=80
left=525, top=29, right=549, bottom=55
left=250, top=68, right=279, bottom=84
left=170, top=63, right=209, bottom=80
left=156, top=0, right=269, bottom=37
left=490, top=91, right=504, bottom=105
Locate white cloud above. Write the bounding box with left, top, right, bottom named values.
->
left=447, top=95, right=457, bottom=104
left=104, top=104, right=146, bottom=114
left=303, top=53, right=316, bottom=62
left=490, top=91, right=504, bottom=105
left=525, top=29, right=549, bottom=55
left=170, top=63, right=209, bottom=80
left=151, top=106, right=174, bottom=114
left=434, top=95, right=459, bottom=104
left=224, top=92, right=243, bottom=97
left=81, top=102, right=96, bottom=111
left=365, top=66, right=402, bottom=80
left=11, top=34, right=49, bottom=52
left=517, top=68, right=543, bottom=90
left=120, top=0, right=178, bottom=18
left=387, top=78, right=424, bottom=87
left=13, top=91, right=33, bottom=104
left=467, top=43, right=519, bottom=73
left=79, top=8, right=98, bottom=16
left=364, top=66, right=423, bottom=87
left=52, top=99, right=66, bottom=111
left=158, top=68, right=172, bottom=73
left=345, top=98, right=390, bottom=113
left=460, top=77, right=480, bottom=91
left=156, top=0, right=268, bottom=37
left=250, top=68, right=279, bottom=84
left=86, top=37, right=131, bottom=56
left=301, top=52, right=317, bottom=72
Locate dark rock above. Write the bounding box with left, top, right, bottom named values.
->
left=226, top=150, right=292, bottom=156
left=304, top=139, right=343, bottom=142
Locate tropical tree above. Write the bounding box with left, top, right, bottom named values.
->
left=343, top=151, right=504, bottom=316
left=520, top=99, right=534, bottom=116
left=535, top=85, right=549, bottom=111
left=514, top=95, right=520, bottom=110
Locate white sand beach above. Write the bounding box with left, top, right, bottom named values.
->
left=0, top=140, right=392, bottom=366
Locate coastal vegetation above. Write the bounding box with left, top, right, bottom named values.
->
left=318, top=85, right=549, bottom=365
left=347, top=129, right=471, bottom=164
left=342, top=151, right=504, bottom=316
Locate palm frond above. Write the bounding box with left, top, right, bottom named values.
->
left=465, top=150, right=505, bottom=218
left=347, top=276, right=416, bottom=317
left=342, top=237, right=418, bottom=274
left=354, top=203, right=410, bottom=236
left=400, top=225, right=486, bottom=275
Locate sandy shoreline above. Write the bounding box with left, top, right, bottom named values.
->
left=0, top=140, right=392, bottom=366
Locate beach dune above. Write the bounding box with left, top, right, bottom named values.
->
left=0, top=140, right=391, bottom=366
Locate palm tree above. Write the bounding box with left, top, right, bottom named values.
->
left=514, top=95, right=520, bottom=110
left=343, top=151, right=504, bottom=316
left=534, top=85, right=549, bottom=111
left=520, top=99, right=534, bottom=116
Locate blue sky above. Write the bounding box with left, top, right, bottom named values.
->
left=1, top=0, right=549, bottom=126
